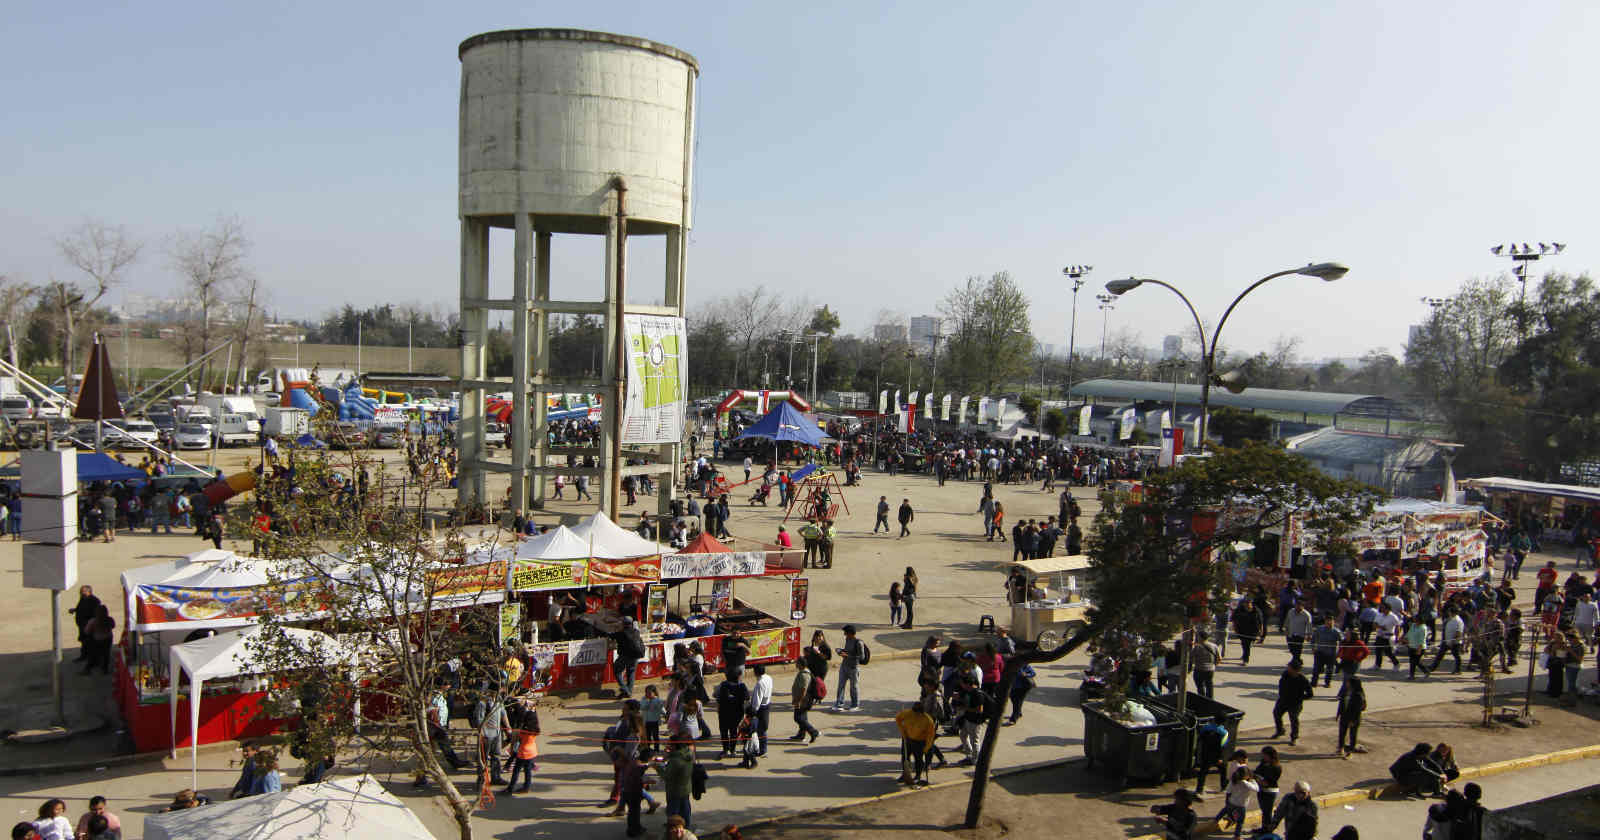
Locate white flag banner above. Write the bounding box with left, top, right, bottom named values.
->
left=908, top=391, right=919, bottom=412
left=1160, top=410, right=1172, bottom=430
left=893, top=390, right=902, bottom=414
left=878, top=390, right=888, bottom=415
left=941, top=394, right=952, bottom=422
left=977, top=397, right=990, bottom=424
left=1159, top=427, right=1178, bottom=467
left=995, top=398, right=1007, bottom=424
left=1077, top=404, right=1092, bottom=436
left=924, top=394, right=934, bottom=418
left=958, top=396, right=970, bottom=427
left=1192, top=414, right=1203, bottom=447
left=1119, top=407, right=1137, bottom=440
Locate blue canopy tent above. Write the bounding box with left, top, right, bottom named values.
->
left=0, top=452, right=148, bottom=483
left=733, top=402, right=828, bottom=446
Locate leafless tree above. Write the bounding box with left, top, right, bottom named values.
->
left=53, top=221, right=143, bottom=380
left=231, top=270, right=267, bottom=391
left=0, top=274, right=34, bottom=369
left=170, top=216, right=251, bottom=389
left=717, top=285, right=785, bottom=387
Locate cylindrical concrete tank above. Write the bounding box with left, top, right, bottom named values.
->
left=458, top=29, right=698, bottom=231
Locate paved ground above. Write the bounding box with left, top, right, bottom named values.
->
left=1322, top=757, right=1600, bottom=840
left=1, top=450, right=1596, bottom=839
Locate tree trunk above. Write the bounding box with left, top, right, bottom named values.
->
left=965, top=624, right=1100, bottom=828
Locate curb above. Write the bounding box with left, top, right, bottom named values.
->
left=1126, top=742, right=1600, bottom=840
left=0, top=735, right=270, bottom=778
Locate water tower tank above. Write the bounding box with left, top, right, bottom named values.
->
left=458, top=28, right=698, bottom=231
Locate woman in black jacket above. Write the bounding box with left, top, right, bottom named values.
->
left=804, top=630, right=833, bottom=679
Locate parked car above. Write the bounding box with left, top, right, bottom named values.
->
left=173, top=424, right=213, bottom=450
left=331, top=421, right=369, bottom=449
left=147, top=411, right=177, bottom=434
left=109, top=419, right=161, bottom=447
left=484, top=421, right=509, bottom=449
left=372, top=421, right=407, bottom=449
left=1, top=394, right=32, bottom=422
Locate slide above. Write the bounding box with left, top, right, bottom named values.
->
left=202, top=470, right=257, bottom=506
left=339, top=382, right=378, bottom=421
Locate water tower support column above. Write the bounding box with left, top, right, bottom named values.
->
left=458, top=218, right=489, bottom=507
left=529, top=229, right=552, bottom=508
left=508, top=212, right=533, bottom=514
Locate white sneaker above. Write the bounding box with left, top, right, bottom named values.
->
left=846, top=705, right=861, bottom=712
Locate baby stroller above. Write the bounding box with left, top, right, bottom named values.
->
left=749, top=482, right=772, bottom=506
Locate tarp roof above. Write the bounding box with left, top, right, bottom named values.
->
left=679, top=532, right=733, bottom=554
left=1459, top=476, right=1600, bottom=505
left=569, top=511, right=673, bottom=558
left=143, top=774, right=434, bottom=840
left=1068, top=378, right=1419, bottom=419
left=0, top=452, right=146, bottom=483
left=733, top=401, right=829, bottom=445
left=515, top=525, right=594, bottom=561
left=1015, top=555, right=1093, bottom=577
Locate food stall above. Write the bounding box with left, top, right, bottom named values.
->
left=115, top=548, right=507, bottom=752
left=1459, top=476, right=1600, bottom=545
left=506, top=516, right=801, bottom=695
left=1262, top=499, right=1496, bottom=592
left=1009, top=555, right=1093, bottom=648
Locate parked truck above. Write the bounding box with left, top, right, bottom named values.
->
left=264, top=406, right=310, bottom=438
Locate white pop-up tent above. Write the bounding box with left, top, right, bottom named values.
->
left=143, top=773, right=436, bottom=840
left=569, top=511, right=674, bottom=558
left=168, top=625, right=352, bottom=789
left=515, top=524, right=595, bottom=560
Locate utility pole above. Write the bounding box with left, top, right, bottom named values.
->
left=1096, top=293, right=1115, bottom=360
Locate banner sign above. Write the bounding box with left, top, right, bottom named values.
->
left=995, top=398, right=1007, bottom=423
left=1119, top=407, right=1137, bottom=440
left=509, top=558, right=589, bottom=591
left=749, top=626, right=791, bottom=661
left=585, top=555, right=662, bottom=585
left=133, top=577, right=321, bottom=631
left=790, top=577, right=809, bottom=621
left=621, top=314, right=687, bottom=444
left=924, top=395, right=934, bottom=418
left=428, top=560, right=509, bottom=601
left=646, top=583, right=668, bottom=625
left=958, top=397, right=970, bottom=426
left=662, top=551, right=766, bottom=579
left=498, top=602, right=521, bottom=647
left=879, top=390, right=888, bottom=415
left=1078, top=404, right=1092, bottom=436
left=567, top=637, right=609, bottom=667
left=941, top=394, right=952, bottom=422
left=977, top=398, right=990, bottom=424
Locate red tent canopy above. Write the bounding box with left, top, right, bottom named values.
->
left=679, top=532, right=733, bottom=554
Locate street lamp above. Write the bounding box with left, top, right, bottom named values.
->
left=1105, top=262, right=1348, bottom=452
left=1095, top=293, right=1115, bottom=359
left=1490, top=241, right=1566, bottom=336
left=1062, top=264, right=1092, bottom=404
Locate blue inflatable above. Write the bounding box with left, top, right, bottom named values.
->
left=339, top=382, right=378, bottom=421
left=286, top=387, right=320, bottom=415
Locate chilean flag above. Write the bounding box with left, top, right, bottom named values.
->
left=1159, top=426, right=1185, bottom=467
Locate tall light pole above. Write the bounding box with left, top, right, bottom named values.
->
left=1095, top=293, right=1115, bottom=359
left=1105, top=262, right=1349, bottom=451
left=1490, top=241, right=1565, bottom=336
left=1062, top=265, right=1091, bottom=404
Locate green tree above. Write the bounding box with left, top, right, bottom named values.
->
left=1042, top=407, right=1068, bottom=438
left=1406, top=276, right=1525, bottom=474
left=1499, top=272, right=1600, bottom=480
left=940, top=272, right=1032, bottom=393
left=1208, top=407, right=1273, bottom=447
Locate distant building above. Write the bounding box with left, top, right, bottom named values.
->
left=1162, top=335, right=1183, bottom=358
left=908, top=316, right=943, bottom=348
left=874, top=322, right=910, bottom=343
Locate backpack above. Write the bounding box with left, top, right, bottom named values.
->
left=859, top=642, right=872, bottom=665
left=812, top=675, right=827, bottom=702
left=691, top=761, right=708, bottom=800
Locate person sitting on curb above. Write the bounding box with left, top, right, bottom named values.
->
left=1389, top=742, right=1447, bottom=799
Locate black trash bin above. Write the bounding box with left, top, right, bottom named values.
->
left=1148, top=691, right=1246, bottom=777
left=1081, top=698, right=1186, bottom=787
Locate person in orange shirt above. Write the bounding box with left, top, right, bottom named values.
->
left=504, top=707, right=540, bottom=795
left=1362, top=576, right=1385, bottom=606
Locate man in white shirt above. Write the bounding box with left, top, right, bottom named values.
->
left=1371, top=603, right=1403, bottom=670
left=743, top=456, right=753, bottom=482
left=1426, top=608, right=1466, bottom=675
left=748, top=664, right=774, bottom=755
left=1575, top=592, right=1597, bottom=642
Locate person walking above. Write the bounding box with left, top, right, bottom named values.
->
left=715, top=675, right=749, bottom=758
left=1336, top=628, right=1369, bottom=681
left=832, top=624, right=863, bottom=712
left=1404, top=618, right=1431, bottom=680
left=978, top=493, right=996, bottom=540
left=1233, top=597, right=1265, bottom=664
left=1004, top=663, right=1037, bottom=725
left=1191, top=630, right=1221, bottom=698
left=1254, top=746, right=1283, bottom=829
left=660, top=741, right=695, bottom=830
left=504, top=711, right=540, bottom=795
left=789, top=659, right=820, bottom=743
left=897, top=498, right=915, bottom=538
left=611, top=616, right=646, bottom=699
left=1284, top=601, right=1313, bottom=660
left=476, top=690, right=511, bottom=788
left=748, top=665, right=772, bottom=755
left=1311, top=614, right=1342, bottom=687
left=1371, top=603, right=1402, bottom=670
left=901, top=567, right=919, bottom=629
left=1335, top=675, right=1367, bottom=755
left=1426, top=608, right=1465, bottom=675
left=874, top=496, right=890, bottom=534
left=1272, top=659, right=1313, bottom=745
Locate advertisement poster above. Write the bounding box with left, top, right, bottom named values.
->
left=1078, top=404, right=1092, bottom=436
left=941, top=394, right=952, bottom=421
left=1277, top=514, right=1301, bottom=569
left=646, top=583, right=668, bottom=625
left=621, top=314, right=687, bottom=444
left=586, top=555, right=662, bottom=585
left=710, top=579, right=733, bottom=613
left=790, top=577, right=809, bottom=621
left=133, top=577, right=322, bottom=631
left=526, top=643, right=560, bottom=693
left=498, top=602, right=522, bottom=647
left=749, top=627, right=789, bottom=660
left=510, top=558, right=588, bottom=591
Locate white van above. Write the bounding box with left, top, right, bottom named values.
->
left=214, top=413, right=259, bottom=447
left=0, top=394, right=31, bottom=422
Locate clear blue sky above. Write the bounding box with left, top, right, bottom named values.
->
left=5, top=1, right=1596, bottom=361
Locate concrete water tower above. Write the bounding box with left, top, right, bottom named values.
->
left=456, top=29, right=698, bottom=518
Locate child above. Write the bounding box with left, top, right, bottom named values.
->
left=1150, top=788, right=1199, bottom=840
left=1214, top=767, right=1258, bottom=839
left=889, top=582, right=903, bottom=627
left=737, top=711, right=762, bottom=768
left=642, top=685, right=665, bottom=751
left=504, top=714, right=540, bottom=795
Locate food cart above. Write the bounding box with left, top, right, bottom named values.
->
left=1264, top=499, right=1496, bottom=592
left=1009, top=555, right=1093, bottom=649
left=505, top=518, right=801, bottom=695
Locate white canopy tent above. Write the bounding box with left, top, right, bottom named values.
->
left=515, top=524, right=595, bottom=561
left=168, top=625, right=352, bottom=789
left=569, top=511, right=674, bottom=558
left=143, top=773, right=435, bottom=840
